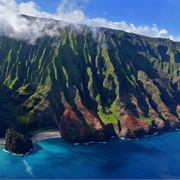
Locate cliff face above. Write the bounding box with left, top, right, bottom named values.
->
left=0, top=18, right=180, bottom=142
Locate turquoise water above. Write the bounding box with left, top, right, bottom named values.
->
left=1, top=131, right=180, bottom=179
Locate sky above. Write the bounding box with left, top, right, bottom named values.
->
left=0, top=0, right=180, bottom=42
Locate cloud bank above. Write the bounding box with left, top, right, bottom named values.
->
left=0, top=0, right=179, bottom=43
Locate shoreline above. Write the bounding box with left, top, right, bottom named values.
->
left=0, top=130, right=61, bottom=145
left=1, top=128, right=179, bottom=146
left=31, top=130, right=61, bottom=143
left=0, top=138, right=5, bottom=145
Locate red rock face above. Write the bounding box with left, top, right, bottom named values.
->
left=157, top=103, right=179, bottom=127
left=58, top=103, right=106, bottom=143
left=75, top=99, right=103, bottom=131
left=118, top=114, right=150, bottom=138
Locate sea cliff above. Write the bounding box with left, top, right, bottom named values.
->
left=0, top=16, right=180, bottom=143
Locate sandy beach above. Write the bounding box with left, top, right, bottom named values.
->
left=31, top=130, right=61, bottom=143
left=0, top=138, right=5, bottom=145
left=0, top=130, right=61, bottom=145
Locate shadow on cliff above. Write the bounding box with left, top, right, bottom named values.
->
left=0, top=84, right=18, bottom=137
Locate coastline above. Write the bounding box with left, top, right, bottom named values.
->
left=0, top=130, right=61, bottom=145
left=0, top=128, right=179, bottom=146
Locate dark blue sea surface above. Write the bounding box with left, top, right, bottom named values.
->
left=1, top=130, right=180, bottom=179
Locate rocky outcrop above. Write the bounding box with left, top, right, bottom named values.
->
left=5, top=129, right=33, bottom=155
left=58, top=103, right=107, bottom=143
left=116, top=114, right=151, bottom=139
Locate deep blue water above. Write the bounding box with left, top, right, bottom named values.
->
left=1, top=131, right=180, bottom=179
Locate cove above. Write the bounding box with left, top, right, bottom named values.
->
left=0, top=130, right=180, bottom=179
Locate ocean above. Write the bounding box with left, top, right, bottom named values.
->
left=0, top=130, right=180, bottom=179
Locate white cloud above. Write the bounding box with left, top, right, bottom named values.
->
left=0, top=0, right=179, bottom=43
left=175, top=35, right=180, bottom=42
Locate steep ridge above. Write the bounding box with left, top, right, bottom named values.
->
left=0, top=17, right=180, bottom=142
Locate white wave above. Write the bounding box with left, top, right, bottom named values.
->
left=3, top=148, right=33, bottom=156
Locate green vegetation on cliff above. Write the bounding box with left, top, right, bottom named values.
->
left=0, top=17, right=180, bottom=141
